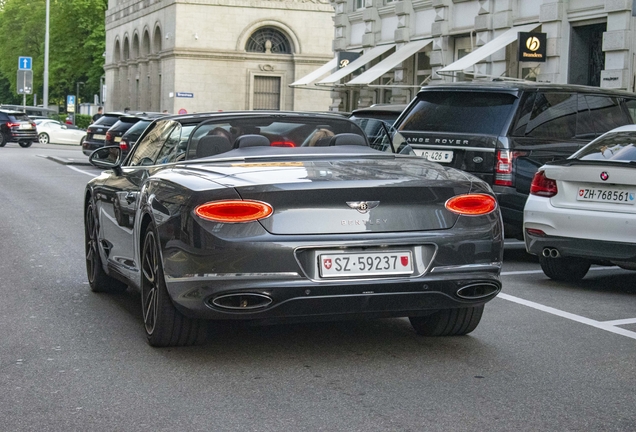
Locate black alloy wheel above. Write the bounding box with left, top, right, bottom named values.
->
left=19, top=141, right=33, bottom=148
left=141, top=224, right=207, bottom=347
left=409, top=305, right=484, bottom=336
left=85, top=201, right=127, bottom=293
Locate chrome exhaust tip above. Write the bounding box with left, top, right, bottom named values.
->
left=211, top=293, right=273, bottom=310
left=456, top=283, right=500, bottom=300
left=542, top=248, right=560, bottom=258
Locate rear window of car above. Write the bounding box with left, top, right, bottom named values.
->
left=9, top=113, right=31, bottom=122
left=110, top=119, right=140, bottom=132
left=93, top=115, right=120, bottom=127
left=397, top=91, right=518, bottom=136
left=575, top=132, right=636, bottom=162
left=123, top=120, right=151, bottom=141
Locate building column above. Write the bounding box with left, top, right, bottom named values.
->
left=430, top=0, right=451, bottom=83
left=602, top=0, right=633, bottom=90
left=537, top=0, right=567, bottom=83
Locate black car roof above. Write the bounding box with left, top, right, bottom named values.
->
left=417, top=80, right=636, bottom=97
left=351, top=104, right=408, bottom=114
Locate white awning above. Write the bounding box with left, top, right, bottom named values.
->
left=290, top=56, right=339, bottom=87
left=437, top=23, right=540, bottom=73
left=317, top=44, right=396, bottom=85
left=347, top=39, right=433, bottom=85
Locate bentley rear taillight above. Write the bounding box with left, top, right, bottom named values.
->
left=195, top=200, right=273, bottom=223
left=530, top=171, right=558, bottom=197
left=270, top=141, right=296, bottom=147
left=445, top=194, right=497, bottom=216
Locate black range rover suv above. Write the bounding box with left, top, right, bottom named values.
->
left=392, top=81, right=636, bottom=238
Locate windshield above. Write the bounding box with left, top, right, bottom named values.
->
left=574, top=131, right=636, bottom=162
left=397, top=91, right=517, bottom=136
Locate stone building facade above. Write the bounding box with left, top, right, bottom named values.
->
left=292, top=0, right=636, bottom=111
left=104, top=0, right=335, bottom=113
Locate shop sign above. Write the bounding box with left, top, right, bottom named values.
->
left=518, top=32, right=547, bottom=62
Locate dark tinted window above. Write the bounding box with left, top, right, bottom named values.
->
left=122, top=120, right=152, bottom=142
left=585, top=95, right=631, bottom=133
left=109, top=119, right=139, bottom=132
left=525, top=92, right=577, bottom=139
left=93, top=115, right=120, bottom=127
left=8, top=113, right=31, bottom=122
left=575, top=131, right=636, bottom=162
left=511, top=92, right=536, bottom=136
left=397, top=91, right=517, bottom=135
left=128, top=120, right=176, bottom=166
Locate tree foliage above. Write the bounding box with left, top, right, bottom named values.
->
left=0, top=0, right=106, bottom=108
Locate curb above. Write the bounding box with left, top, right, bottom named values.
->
left=46, top=156, right=92, bottom=166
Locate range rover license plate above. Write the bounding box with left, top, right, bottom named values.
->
left=577, top=188, right=635, bottom=204
left=319, top=251, right=413, bottom=278
left=413, top=149, right=453, bottom=163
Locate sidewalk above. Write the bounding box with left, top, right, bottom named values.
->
left=41, top=142, right=93, bottom=166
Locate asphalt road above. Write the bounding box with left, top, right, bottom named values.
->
left=1, top=142, right=634, bottom=431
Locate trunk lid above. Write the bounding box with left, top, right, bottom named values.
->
left=189, top=157, right=475, bottom=234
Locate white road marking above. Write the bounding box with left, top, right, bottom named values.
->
left=497, top=293, right=636, bottom=340
left=501, top=266, right=621, bottom=276
left=600, top=318, right=636, bottom=326
left=66, top=165, right=98, bottom=177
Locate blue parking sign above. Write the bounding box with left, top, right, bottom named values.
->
left=18, top=57, right=32, bottom=70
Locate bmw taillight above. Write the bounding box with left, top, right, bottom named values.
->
left=495, top=150, right=526, bottom=186
left=195, top=200, right=273, bottom=223
left=119, top=138, right=129, bottom=152
left=530, top=171, right=558, bottom=197
left=445, top=194, right=497, bottom=216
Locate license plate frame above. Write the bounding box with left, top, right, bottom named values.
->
left=318, top=251, right=413, bottom=278
left=413, top=149, right=454, bottom=163
left=577, top=187, right=635, bottom=205
left=19, top=124, right=32, bottom=130
left=92, top=134, right=106, bottom=140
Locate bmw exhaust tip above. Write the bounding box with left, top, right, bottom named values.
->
left=456, top=283, right=500, bottom=300
left=211, top=293, right=273, bottom=310
left=542, top=248, right=560, bottom=258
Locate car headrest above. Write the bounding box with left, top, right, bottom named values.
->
left=195, top=135, right=232, bottom=158
left=234, top=134, right=270, bottom=148
left=329, top=133, right=367, bottom=146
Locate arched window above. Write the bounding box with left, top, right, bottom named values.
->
left=245, top=27, right=292, bottom=54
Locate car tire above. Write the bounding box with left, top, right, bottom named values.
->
left=141, top=223, right=207, bottom=347
left=85, top=200, right=128, bottom=293
left=0, top=133, right=6, bottom=147
left=409, top=305, right=484, bottom=336
left=38, top=133, right=50, bottom=144
left=19, top=141, right=32, bottom=148
left=539, top=256, right=591, bottom=282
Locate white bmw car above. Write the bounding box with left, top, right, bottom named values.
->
left=35, top=119, right=86, bottom=145
left=524, top=125, right=636, bottom=282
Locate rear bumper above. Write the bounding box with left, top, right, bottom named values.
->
left=524, top=194, right=636, bottom=261
left=82, top=139, right=105, bottom=156
left=166, top=270, right=502, bottom=322
left=8, top=130, right=37, bottom=142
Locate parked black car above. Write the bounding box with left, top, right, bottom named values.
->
left=349, top=104, right=407, bottom=144
left=0, top=109, right=37, bottom=147
left=104, top=113, right=166, bottom=151
left=392, top=81, right=636, bottom=238
left=82, top=112, right=125, bottom=156
left=118, top=117, right=156, bottom=157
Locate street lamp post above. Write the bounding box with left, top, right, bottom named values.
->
left=75, top=81, right=84, bottom=125
left=43, top=0, right=50, bottom=109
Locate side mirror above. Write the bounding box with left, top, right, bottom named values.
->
left=89, top=146, right=123, bottom=174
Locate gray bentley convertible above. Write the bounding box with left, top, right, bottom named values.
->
left=84, top=111, right=503, bottom=347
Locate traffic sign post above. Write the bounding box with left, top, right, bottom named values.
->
left=67, top=95, right=76, bottom=113
left=18, top=56, right=32, bottom=70
left=17, top=56, right=33, bottom=109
